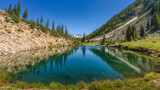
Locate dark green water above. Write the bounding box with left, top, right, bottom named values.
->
left=13, top=46, right=160, bottom=85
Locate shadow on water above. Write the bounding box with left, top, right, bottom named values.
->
left=0, top=46, right=159, bottom=85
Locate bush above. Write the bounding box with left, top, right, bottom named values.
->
left=17, top=28, right=23, bottom=32
left=11, top=14, right=20, bottom=23
left=5, top=17, right=10, bottom=22
left=49, top=82, right=64, bottom=90
left=4, top=25, right=7, bottom=28
left=29, top=23, right=35, bottom=29
left=144, top=72, right=159, bottom=81
left=16, top=81, right=26, bottom=89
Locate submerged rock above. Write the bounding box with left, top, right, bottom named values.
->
left=63, top=74, right=72, bottom=80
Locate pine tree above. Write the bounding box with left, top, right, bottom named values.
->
left=126, top=25, right=132, bottom=41
left=13, top=5, right=17, bottom=14
left=23, top=8, right=28, bottom=20
left=8, top=4, right=12, bottom=15
left=153, top=12, right=160, bottom=29
left=46, top=18, right=49, bottom=28
left=40, top=16, right=43, bottom=25
left=61, top=24, right=64, bottom=33
left=147, top=18, right=150, bottom=29
left=140, top=25, right=147, bottom=38
left=82, top=33, right=86, bottom=43
left=101, top=34, right=106, bottom=45
left=17, top=1, right=21, bottom=17
left=65, top=25, right=68, bottom=35
left=52, top=20, right=55, bottom=31
left=36, top=17, right=39, bottom=25
left=132, top=25, right=137, bottom=40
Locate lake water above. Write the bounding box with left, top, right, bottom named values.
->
left=3, top=46, right=159, bottom=85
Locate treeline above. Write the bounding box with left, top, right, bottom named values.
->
left=126, top=25, right=146, bottom=41
left=6, top=1, right=72, bottom=39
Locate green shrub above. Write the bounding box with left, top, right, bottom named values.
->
left=30, top=23, right=35, bottom=29
left=16, top=81, right=26, bottom=89
left=5, top=17, right=10, bottom=22
left=7, top=29, right=11, bottom=33
left=49, top=82, right=64, bottom=90
left=4, top=25, right=7, bottom=28
left=30, top=83, right=45, bottom=88
left=11, top=14, right=20, bottom=23
left=144, top=73, right=159, bottom=81
left=17, top=28, right=23, bottom=32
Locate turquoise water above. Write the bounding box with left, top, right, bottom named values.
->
left=14, top=46, right=159, bottom=85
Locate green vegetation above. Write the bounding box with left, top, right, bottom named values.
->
left=140, top=25, right=147, bottom=38
left=126, top=25, right=138, bottom=41
left=101, top=34, right=106, bottom=45
left=0, top=69, right=160, bottom=90
left=115, top=34, right=160, bottom=60
left=87, top=0, right=153, bottom=39
left=23, top=8, right=28, bottom=20
left=82, top=33, right=86, bottom=43
left=5, top=17, right=10, bottom=22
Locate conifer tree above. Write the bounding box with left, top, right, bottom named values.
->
left=46, top=18, right=49, bottom=28
left=101, top=34, right=106, bottom=45
left=23, top=8, right=28, bottom=20
left=140, top=25, right=147, bottom=38
left=40, top=16, right=43, bottom=25
left=61, top=24, right=64, bottom=33
left=8, top=4, right=12, bottom=15
left=13, top=5, right=17, bottom=14
left=147, top=18, right=150, bottom=29
left=132, top=25, right=137, bottom=40
left=36, top=17, right=39, bottom=25
left=52, top=20, right=55, bottom=31
left=65, top=25, right=68, bottom=35
left=82, top=33, right=86, bottom=43
left=126, top=25, right=132, bottom=41
left=17, top=1, right=21, bottom=17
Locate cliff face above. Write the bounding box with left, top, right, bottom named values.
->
left=0, top=9, right=73, bottom=55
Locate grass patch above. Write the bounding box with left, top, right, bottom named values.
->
left=111, top=35, right=160, bottom=60
left=0, top=69, right=160, bottom=90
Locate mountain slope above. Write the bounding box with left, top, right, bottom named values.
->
left=87, top=0, right=155, bottom=41
left=0, top=9, right=73, bottom=55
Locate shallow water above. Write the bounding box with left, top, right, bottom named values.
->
left=6, top=46, right=159, bottom=85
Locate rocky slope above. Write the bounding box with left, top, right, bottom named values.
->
left=0, top=9, right=73, bottom=56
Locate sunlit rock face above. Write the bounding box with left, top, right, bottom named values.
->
left=0, top=46, right=73, bottom=74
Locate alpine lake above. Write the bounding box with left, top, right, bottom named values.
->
left=1, top=46, right=160, bottom=85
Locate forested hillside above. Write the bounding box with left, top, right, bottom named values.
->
left=87, top=0, right=155, bottom=39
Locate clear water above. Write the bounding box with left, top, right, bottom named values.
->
left=12, top=46, right=160, bottom=85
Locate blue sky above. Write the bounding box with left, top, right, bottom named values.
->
left=0, top=0, right=135, bottom=35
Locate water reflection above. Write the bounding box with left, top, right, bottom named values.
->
left=0, top=46, right=159, bottom=85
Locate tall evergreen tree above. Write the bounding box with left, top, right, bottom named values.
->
left=52, top=20, right=55, bottom=31
left=8, top=4, right=12, bottom=14
left=147, top=18, right=150, bottom=29
left=17, top=1, right=21, bottom=17
left=101, top=34, right=106, bottom=45
left=13, top=5, right=17, bottom=14
left=23, top=8, right=28, bottom=20
left=61, top=24, right=64, bottom=33
left=140, top=25, right=147, bottom=38
left=153, top=12, right=160, bottom=29
left=36, top=17, right=39, bottom=25
left=126, top=25, right=132, bottom=41
left=40, top=16, right=43, bottom=25
left=132, top=25, right=137, bottom=40
left=82, top=33, right=86, bottom=43
left=46, top=18, right=49, bottom=28
left=65, top=25, right=68, bottom=35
